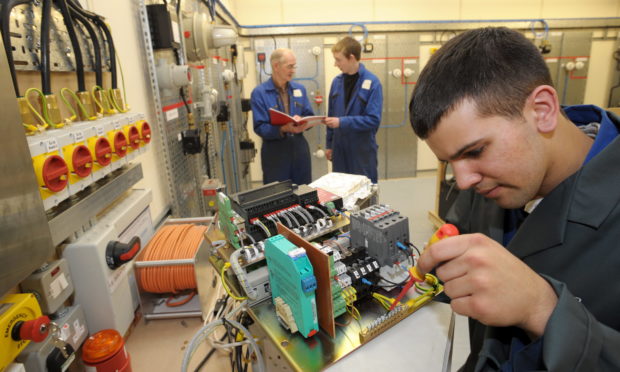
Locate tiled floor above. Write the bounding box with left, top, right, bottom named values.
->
left=125, top=176, right=470, bottom=372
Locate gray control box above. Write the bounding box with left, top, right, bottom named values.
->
left=20, top=259, right=74, bottom=314
left=246, top=265, right=271, bottom=306
left=350, top=204, right=409, bottom=266
left=16, top=304, right=87, bottom=372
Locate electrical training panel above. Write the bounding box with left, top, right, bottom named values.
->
left=212, top=180, right=442, bottom=346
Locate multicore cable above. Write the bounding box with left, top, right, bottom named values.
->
left=137, top=224, right=207, bottom=294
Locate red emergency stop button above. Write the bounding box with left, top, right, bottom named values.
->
left=12, top=315, right=50, bottom=342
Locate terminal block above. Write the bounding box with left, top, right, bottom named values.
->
left=350, top=204, right=409, bottom=266
left=264, top=235, right=318, bottom=338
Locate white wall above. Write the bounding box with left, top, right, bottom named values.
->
left=86, top=0, right=620, bottom=205
left=86, top=0, right=171, bottom=221
left=232, top=0, right=620, bottom=25
left=232, top=0, right=620, bottom=174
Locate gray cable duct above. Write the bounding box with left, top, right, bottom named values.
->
left=228, top=248, right=257, bottom=300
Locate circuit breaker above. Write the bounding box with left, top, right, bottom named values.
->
left=350, top=204, right=409, bottom=266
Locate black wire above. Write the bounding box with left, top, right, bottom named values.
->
left=0, top=0, right=30, bottom=96
left=199, top=0, right=215, bottom=21
left=67, top=0, right=117, bottom=89
left=407, top=241, right=421, bottom=257
left=259, top=61, right=271, bottom=77
left=56, top=0, right=85, bottom=91
left=225, top=321, right=234, bottom=371
left=69, top=4, right=102, bottom=86
left=193, top=332, right=227, bottom=372
left=41, top=0, right=52, bottom=94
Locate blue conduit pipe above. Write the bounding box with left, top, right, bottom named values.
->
left=214, top=1, right=614, bottom=31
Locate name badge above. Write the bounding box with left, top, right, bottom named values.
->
left=362, top=79, right=372, bottom=90
left=293, top=89, right=302, bottom=97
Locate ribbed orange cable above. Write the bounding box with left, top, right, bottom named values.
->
left=137, top=224, right=208, bottom=294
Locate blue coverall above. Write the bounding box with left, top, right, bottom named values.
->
left=251, top=78, right=314, bottom=185
left=326, top=63, right=383, bottom=183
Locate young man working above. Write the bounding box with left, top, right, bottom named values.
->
left=410, top=27, right=620, bottom=371
left=251, top=48, right=314, bottom=185
left=324, top=36, right=383, bottom=183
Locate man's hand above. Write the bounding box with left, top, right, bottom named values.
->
left=280, top=121, right=309, bottom=135
left=418, top=233, right=558, bottom=338
left=325, top=149, right=332, bottom=161
left=324, top=117, right=340, bottom=129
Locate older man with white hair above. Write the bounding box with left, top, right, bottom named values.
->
left=251, top=48, right=314, bottom=185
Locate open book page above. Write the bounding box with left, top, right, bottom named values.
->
left=269, top=108, right=325, bottom=129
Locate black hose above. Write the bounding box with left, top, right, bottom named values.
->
left=41, top=0, right=52, bottom=94
left=69, top=5, right=102, bottom=86
left=192, top=332, right=227, bottom=372
left=55, top=0, right=85, bottom=91
left=0, top=0, right=30, bottom=97
left=67, top=0, right=116, bottom=88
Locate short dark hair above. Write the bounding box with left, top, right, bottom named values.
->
left=332, top=36, right=361, bottom=61
left=409, top=27, right=553, bottom=139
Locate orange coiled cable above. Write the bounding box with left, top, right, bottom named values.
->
left=137, top=224, right=207, bottom=294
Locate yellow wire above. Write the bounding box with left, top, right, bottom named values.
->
left=63, top=87, right=96, bottom=120
left=24, top=88, right=49, bottom=129
left=255, top=220, right=271, bottom=237
left=59, top=88, right=79, bottom=122
left=91, top=85, right=115, bottom=114
left=91, top=85, right=104, bottom=113
left=372, top=293, right=395, bottom=311
left=108, top=88, right=124, bottom=113
left=220, top=262, right=247, bottom=301
left=347, top=305, right=361, bottom=321
left=103, top=89, right=118, bottom=114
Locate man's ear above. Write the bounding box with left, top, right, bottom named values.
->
left=529, top=85, right=560, bottom=134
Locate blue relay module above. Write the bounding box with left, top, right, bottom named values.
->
left=264, top=235, right=319, bottom=338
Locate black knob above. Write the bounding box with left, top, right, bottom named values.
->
left=106, top=236, right=141, bottom=269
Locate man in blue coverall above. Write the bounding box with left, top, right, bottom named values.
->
left=251, top=48, right=314, bottom=185
left=324, top=36, right=383, bottom=183
left=410, top=27, right=620, bottom=371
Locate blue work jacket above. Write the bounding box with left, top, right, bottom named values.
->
left=251, top=78, right=314, bottom=185
left=326, top=63, right=383, bottom=183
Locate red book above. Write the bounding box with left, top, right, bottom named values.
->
left=268, top=108, right=325, bottom=128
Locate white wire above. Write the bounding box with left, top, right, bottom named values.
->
left=293, top=208, right=310, bottom=225
left=286, top=211, right=300, bottom=227
left=253, top=219, right=271, bottom=237
left=300, top=206, right=315, bottom=222
left=212, top=339, right=256, bottom=349
left=278, top=211, right=293, bottom=227
left=181, top=310, right=264, bottom=372
left=307, top=205, right=329, bottom=218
